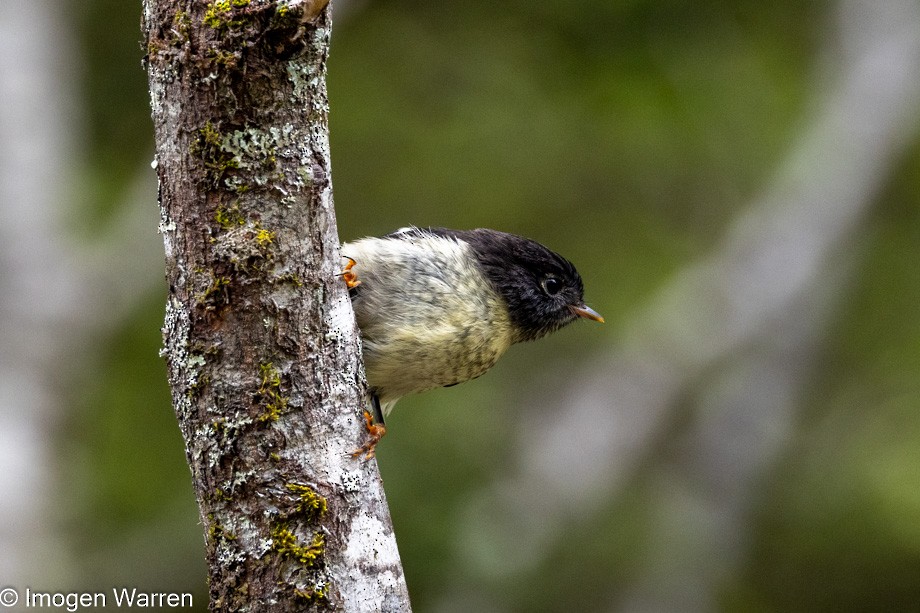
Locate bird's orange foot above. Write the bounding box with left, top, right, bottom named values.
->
left=351, top=410, right=386, bottom=460
left=341, top=256, right=361, bottom=289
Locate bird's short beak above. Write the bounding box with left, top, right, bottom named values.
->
left=569, top=304, right=605, bottom=323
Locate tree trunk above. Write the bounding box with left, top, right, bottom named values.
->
left=142, top=1, right=411, bottom=610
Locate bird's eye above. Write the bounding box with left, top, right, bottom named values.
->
left=541, top=276, right=563, bottom=296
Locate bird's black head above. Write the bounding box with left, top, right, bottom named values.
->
left=441, top=228, right=603, bottom=343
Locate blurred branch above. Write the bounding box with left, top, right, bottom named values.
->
left=0, top=0, right=189, bottom=595
left=451, top=0, right=920, bottom=609
left=143, top=0, right=410, bottom=610
left=0, top=0, right=86, bottom=591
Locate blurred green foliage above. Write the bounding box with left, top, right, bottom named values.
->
left=72, top=0, right=153, bottom=221
left=62, top=0, right=920, bottom=610
left=737, top=140, right=920, bottom=611
left=64, top=296, right=205, bottom=598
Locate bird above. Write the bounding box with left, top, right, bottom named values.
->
left=340, top=226, right=604, bottom=458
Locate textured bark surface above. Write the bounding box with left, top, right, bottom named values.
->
left=142, top=1, right=411, bottom=610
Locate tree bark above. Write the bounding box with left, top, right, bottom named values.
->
left=142, top=1, right=411, bottom=610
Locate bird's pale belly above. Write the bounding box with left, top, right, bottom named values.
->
left=361, top=316, right=512, bottom=406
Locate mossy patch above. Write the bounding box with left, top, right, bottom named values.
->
left=207, top=513, right=237, bottom=544
left=257, top=362, right=288, bottom=422
left=274, top=272, right=303, bottom=287
left=285, top=483, right=328, bottom=522
left=204, top=0, right=252, bottom=30
left=190, top=121, right=238, bottom=186
left=215, top=202, right=245, bottom=230
left=255, top=227, right=275, bottom=247
left=197, top=274, right=231, bottom=314
left=293, top=584, right=329, bottom=605
left=207, top=48, right=240, bottom=70
left=270, top=524, right=325, bottom=566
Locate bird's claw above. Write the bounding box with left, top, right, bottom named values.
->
left=351, top=410, right=386, bottom=460
left=341, top=256, right=361, bottom=289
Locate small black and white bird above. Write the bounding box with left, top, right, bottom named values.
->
left=341, top=226, right=603, bottom=457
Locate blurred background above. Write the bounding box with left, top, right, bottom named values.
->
left=1, top=0, right=919, bottom=611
